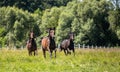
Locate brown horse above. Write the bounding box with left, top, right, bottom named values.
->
left=26, top=31, right=37, bottom=56
left=41, top=28, right=56, bottom=58
left=60, top=32, right=75, bottom=56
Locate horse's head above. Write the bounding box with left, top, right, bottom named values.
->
left=69, top=32, right=74, bottom=40
left=30, top=30, right=34, bottom=39
left=48, top=28, right=55, bottom=38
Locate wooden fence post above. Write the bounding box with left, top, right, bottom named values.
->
left=0, top=45, right=1, bottom=48
left=7, top=46, right=9, bottom=50
left=99, top=46, right=101, bottom=49
left=87, top=45, right=89, bottom=49
left=91, top=45, right=93, bottom=49
left=21, top=46, right=23, bottom=50
left=58, top=44, right=60, bottom=49
left=83, top=44, right=85, bottom=49
left=78, top=44, right=80, bottom=49
left=14, top=46, right=16, bottom=51
left=104, top=46, right=105, bottom=49
left=95, top=46, right=97, bottom=49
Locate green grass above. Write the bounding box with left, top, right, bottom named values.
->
left=0, top=48, right=120, bottom=72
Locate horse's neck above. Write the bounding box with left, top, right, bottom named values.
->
left=48, top=36, right=54, bottom=40
left=30, top=37, right=35, bottom=41
left=67, top=39, right=71, bottom=42
left=29, top=38, right=34, bottom=43
left=68, top=39, right=73, bottom=45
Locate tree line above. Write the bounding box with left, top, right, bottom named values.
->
left=0, top=0, right=120, bottom=48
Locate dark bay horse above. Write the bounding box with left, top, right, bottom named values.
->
left=41, top=28, right=56, bottom=58
left=26, top=31, right=37, bottom=56
left=60, top=33, right=75, bottom=56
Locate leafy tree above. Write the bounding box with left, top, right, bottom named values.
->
left=0, top=6, right=41, bottom=48
left=110, top=0, right=120, bottom=10
left=56, top=9, right=74, bottom=44
left=40, top=7, right=62, bottom=37
left=0, top=0, right=73, bottom=12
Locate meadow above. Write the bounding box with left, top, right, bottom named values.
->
left=0, top=48, right=120, bottom=72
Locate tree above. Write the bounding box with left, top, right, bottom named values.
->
left=0, top=6, right=40, bottom=48
left=56, top=10, right=74, bottom=44
left=110, top=0, right=120, bottom=10
left=40, top=7, right=62, bottom=37
left=0, top=0, right=73, bottom=12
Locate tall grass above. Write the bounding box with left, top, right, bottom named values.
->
left=0, top=48, right=120, bottom=72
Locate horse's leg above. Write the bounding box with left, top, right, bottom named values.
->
left=28, top=50, right=30, bottom=56
left=66, top=48, right=71, bottom=55
left=54, top=49, right=56, bottom=58
left=64, top=49, right=67, bottom=55
left=42, top=48, right=46, bottom=58
left=35, top=50, right=38, bottom=55
left=72, top=48, right=75, bottom=56
left=34, top=50, right=36, bottom=56
left=60, top=46, right=62, bottom=52
left=30, top=51, right=32, bottom=56
left=34, top=43, right=38, bottom=55
left=50, top=50, right=53, bottom=59
left=34, top=49, right=38, bottom=56
left=47, top=46, right=52, bottom=58
left=28, top=50, right=31, bottom=56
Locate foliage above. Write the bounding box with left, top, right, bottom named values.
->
left=0, top=0, right=120, bottom=47
left=0, top=0, right=73, bottom=12
left=0, top=7, right=41, bottom=47
left=40, top=7, right=61, bottom=37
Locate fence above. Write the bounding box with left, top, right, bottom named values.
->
left=0, top=44, right=119, bottom=50
left=0, top=45, right=25, bottom=50
left=57, top=44, right=117, bottom=49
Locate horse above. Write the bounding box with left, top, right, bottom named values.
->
left=26, top=31, right=37, bottom=56
left=60, top=32, right=75, bottom=56
left=41, top=28, right=56, bottom=58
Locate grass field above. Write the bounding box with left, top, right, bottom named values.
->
left=0, top=48, right=120, bottom=72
